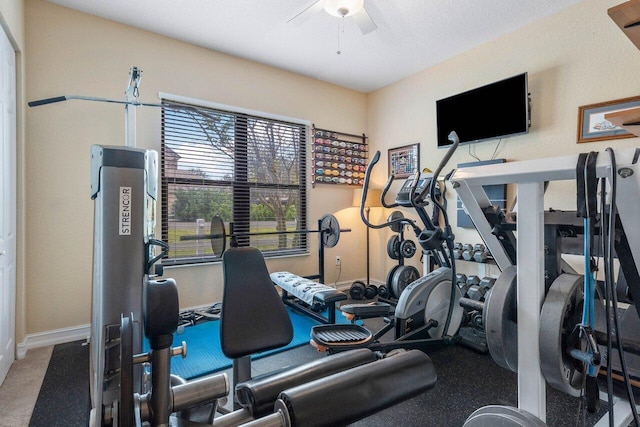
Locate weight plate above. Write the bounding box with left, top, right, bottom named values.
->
left=386, top=265, right=401, bottom=298
left=391, top=265, right=420, bottom=299
left=210, top=215, right=226, bottom=257
left=320, top=214, right=341, bottom=248
left=539, top=273, right=604, bottom=397
left=388, top=211, right=405, bottom=233
left=387, top=235, right=400, bottom=260
left=119, top=314, right=134, bottom=427
left=464, top=405, right=548, bottom=427
left=484, top=265, right=518, bottom=372
left=400, top=240, right=417, bottom=258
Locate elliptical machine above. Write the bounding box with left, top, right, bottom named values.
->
left=312, top=132, right=464, bottom=353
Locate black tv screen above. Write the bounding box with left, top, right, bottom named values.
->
left=436, top=73, right=529, bottom=148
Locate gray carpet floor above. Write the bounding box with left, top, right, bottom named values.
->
left=28, top=323, right=630, bottom=426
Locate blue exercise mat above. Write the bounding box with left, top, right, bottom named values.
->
left=148, top=307, right=349, bottom=380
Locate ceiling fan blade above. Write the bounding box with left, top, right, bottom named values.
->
left=352, top=6, right=377, bottom=35
left=287, top=0, right=324, bottom=25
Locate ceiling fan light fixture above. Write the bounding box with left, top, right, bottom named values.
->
left=323, top=0, right=364, bottom=17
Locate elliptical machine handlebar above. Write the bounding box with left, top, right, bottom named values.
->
left=409, top=131, right=460, bottom=210
left=430, top=131, right=460, bottom=203
left=358, top=132, right=460, bottom=246
left=359, top=151, right=422, bottom=235
left=380, top=173, right=399, bottom=209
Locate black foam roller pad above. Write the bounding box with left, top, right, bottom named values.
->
left=236, top=348, right=376, bottom=419
left=278, top=350, right=437, bottom=427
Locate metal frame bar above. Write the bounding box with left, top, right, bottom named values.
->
left=450, top=146, right=640, bottom=424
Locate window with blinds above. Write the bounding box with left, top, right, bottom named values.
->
left=161, top=100, right=308, bottom=265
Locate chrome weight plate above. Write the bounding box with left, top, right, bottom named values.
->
left=464, top=405, right=548, bottom=427
left=320, top=214, right=341, bottom=248
left=539, top=273, right=604, bottom=397
left=483, top=265, right=518, bottom=372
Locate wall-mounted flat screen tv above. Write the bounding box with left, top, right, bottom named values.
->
left=436, top=73, right=530, bottom=148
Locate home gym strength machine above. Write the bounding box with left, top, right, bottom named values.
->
left=29, top=67, right=179, bottom=425
left=451, top=146, right=640, bottom=426
left=29, top=67, right=238, bottom=426
left=312, top=132, right=465, bottom=353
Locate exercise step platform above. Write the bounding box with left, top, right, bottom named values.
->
left=310, top=324, right=373, bottom=352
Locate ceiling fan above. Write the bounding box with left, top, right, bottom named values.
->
left=288, top=0, right=377, bottom=35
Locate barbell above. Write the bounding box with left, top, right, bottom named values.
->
left=181, top=213, right=349, bottom=256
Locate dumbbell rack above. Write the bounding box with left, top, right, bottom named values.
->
left=452, top=242, right=492, bottom=264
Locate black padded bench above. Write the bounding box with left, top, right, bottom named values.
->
left=270, top=271, right=347, bottom=324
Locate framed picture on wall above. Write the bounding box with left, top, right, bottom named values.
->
left=577, top=96, right=640, bottom=143
left=388, top=143, right=420, bottom=178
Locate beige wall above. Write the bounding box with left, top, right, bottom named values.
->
left=21, top=0, right=640, bottom=341
left=24, top=0, right=367, bottom=339
left=367, top=0, right=640, bottom=280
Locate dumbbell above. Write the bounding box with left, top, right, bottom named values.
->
left=458, top=276, right=496, bottom=325
left=473, top=243, right=489, bottom=263
left=364, top=284, right=378, bottom=299
left=467, top=285, right=487, bottom=302
left=311, top=302, right=327, bottom=312
left=459, top=275, right=480, bottom=297
left=452, top=242, right=464, bottom=259
left=467, top=276, right=495, bottom=302
left=462, top=243, right=475, bottom=261
left=456, top=273, right=468, bottom=289
left=349, top=281, right=366, bottom=300
left=479, top=276, right=495, bottom=291
left=377, top=285, right=389, bottom=299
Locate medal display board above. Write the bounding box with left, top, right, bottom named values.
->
left=312, top=126, right=368, bottom=187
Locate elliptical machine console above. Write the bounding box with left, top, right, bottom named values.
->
left=394, top=173, right=433, bottom=207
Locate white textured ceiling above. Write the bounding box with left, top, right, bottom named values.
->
left=46, top=0, right=584, bottom=93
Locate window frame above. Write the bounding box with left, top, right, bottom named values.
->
left=159, top=93, right=310, bottom=266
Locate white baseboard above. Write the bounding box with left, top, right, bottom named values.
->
left=16, top=324, right=90, bottom=359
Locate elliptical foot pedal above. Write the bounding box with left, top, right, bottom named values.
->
left=310, top=324, right=373, bottom=352
left=340, top=301, right=393, bottom=320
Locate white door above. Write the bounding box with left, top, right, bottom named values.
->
left=0, top=23, right=16, bottom=387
